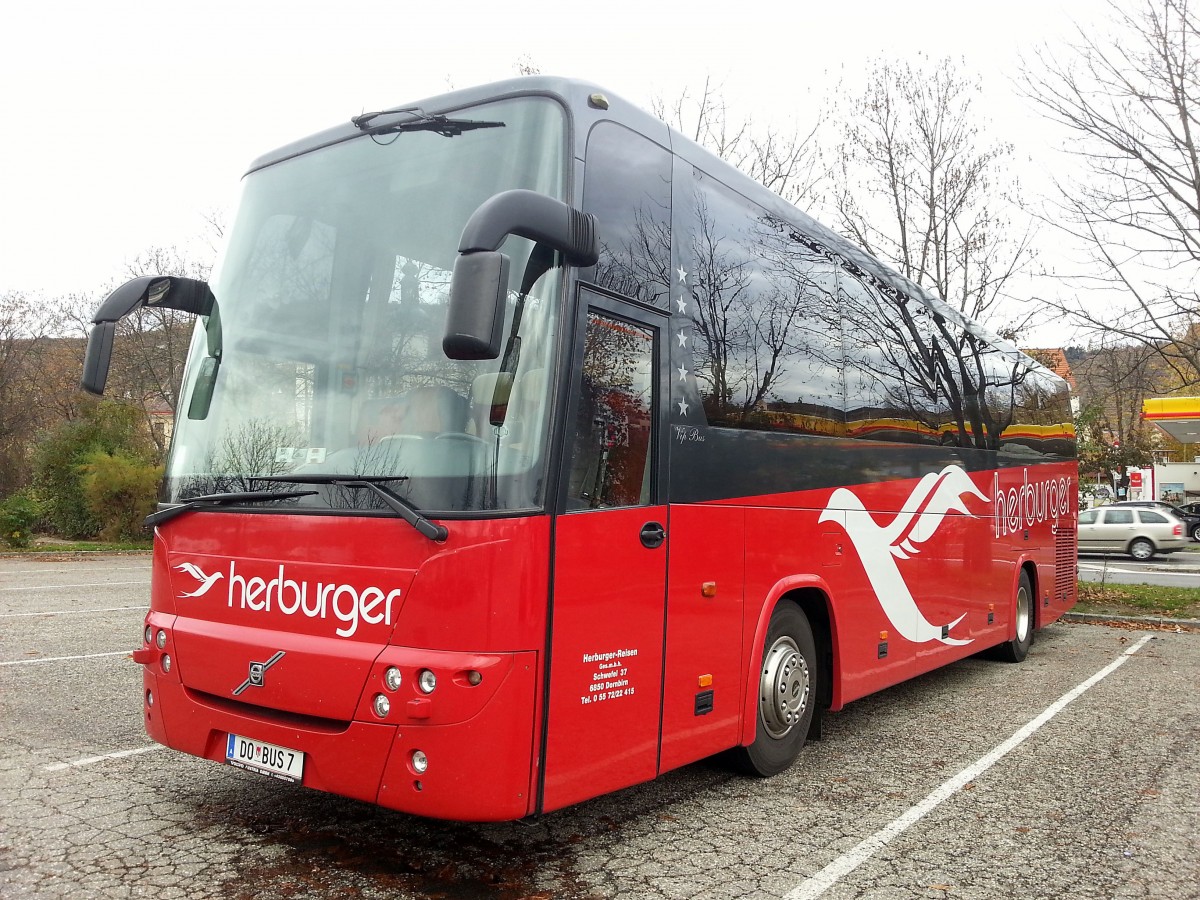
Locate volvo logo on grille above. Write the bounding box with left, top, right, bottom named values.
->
left=233, top=651, right=285, bottom=696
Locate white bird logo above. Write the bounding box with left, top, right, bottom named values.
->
left=819, top=465, right=988, bottom=646
left=175, top=562, right=224, bottom=598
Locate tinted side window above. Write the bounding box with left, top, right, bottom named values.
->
left=1104, top=509, right=1134, bottom=524
left=1137, top=510, right=1169, bottom=524
left=582, top=123, right=672, bottom=307
left=997, top=359, right=1076, bottom=460
left=565, top=310, right=656, bottom=509
left=842, top=275, right=944, bottom=445
left=1078, top=509, right=1098, bottom=525
left=686, top=177, right=844, bottom=435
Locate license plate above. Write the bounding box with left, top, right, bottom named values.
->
left=225, top=734, right=304, bottom=783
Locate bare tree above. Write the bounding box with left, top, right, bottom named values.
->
left=514, top=55, right=541, bottom=77
left=1073, top=340, right=1167, bottom=480
left=831, top=57, right=1037, bottom=331
left=117, top=246, right=210, bottom=416
left=651, top=77, right=825, bottom=207
left=1022, top=0, right=1200, bottom=378
left=55, top=245, right=214, bottom=459
left=0, top=292, right=53, bottom=493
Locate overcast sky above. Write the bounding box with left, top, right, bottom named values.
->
left=1, top=0, right=1103, bottom=341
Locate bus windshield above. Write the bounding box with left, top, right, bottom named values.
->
left=162, top=96, right=567, bottom=514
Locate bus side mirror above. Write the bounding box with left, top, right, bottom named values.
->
left=443, top=190, right=597, bottom=361
left=444, top=252, right=511, bottom=360
left=81, top=275, right=215, bottom=395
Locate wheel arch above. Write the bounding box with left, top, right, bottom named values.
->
left=1005, top=555, right=1040, bottom=633
left=739, top=576, right=840, bottom=747
left=1020, top=558, right=1039, bottom=632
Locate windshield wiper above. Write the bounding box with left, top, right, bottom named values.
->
left=254, top=475, right=448, bottom=543
left=350, top=107, right=505, bottom=138
left=145, top=490, right=318, bottom=528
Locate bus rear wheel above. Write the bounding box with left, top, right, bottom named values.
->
left=730, top=602, right=817, bottom=777
left=996, top=571, right=1034, bottom=663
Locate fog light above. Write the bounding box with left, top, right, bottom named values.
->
left=156, top=630, right=167, bottom=649
left=161, top=654, right=171, bottom=673
left=418, top=669, right=437, bottom=694
left=411, top=750, right=428, bottom=773
left=372, top=693, right=390, bottom=718
left=144, top=625, right=153, bottom=644
left=384, top=667, right=403, bottom=691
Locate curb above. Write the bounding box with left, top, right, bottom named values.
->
left=1063, top=611, right=1200, bottom=629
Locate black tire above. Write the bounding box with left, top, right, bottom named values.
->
left=1191, top=523, right=1200, bottom=542
left=1128, top=538, right=1155, bottom=561
left=729, top=603, right=817, bottom=777
left=996, top=571, right=1034, bottom=663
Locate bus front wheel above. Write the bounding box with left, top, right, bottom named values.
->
left=730, top=602, right=817, bottom=777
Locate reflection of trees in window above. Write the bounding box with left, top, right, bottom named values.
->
left=593, top=207, right=672, bottom=306
left=688, top=192, right=754, bottom=423
left=237, top=215, right=338, bottom=337
left=183, top=418, right=303, bottom=495
left=753, top=219, right=844, bottom=433
left=678, top=167, right=1070, bottom=454
left=840, top=262, right=1059, bottom=452
left=583, top=124, right=672, bottom=307
left=688, top=182, right=843, bottom=435
left=568, top=313, right=653, bottom=508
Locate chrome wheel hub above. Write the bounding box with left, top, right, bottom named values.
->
left=759, top=636, right=810, bottom=739
left=1016, top=586, right=1031, bottom=643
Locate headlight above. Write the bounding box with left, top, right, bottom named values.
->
left=417, top=669, right=437, bottom=694
left=384, top=667, right=403, bottom=691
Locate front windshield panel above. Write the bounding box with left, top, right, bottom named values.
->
left=163, top=97, right=567, bottom=514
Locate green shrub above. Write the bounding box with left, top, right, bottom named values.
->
left=0, top=490, right=41, bottom=548
left=78, top=450, right=163, bottom=542
left=33, top=400, right=156, bottom=539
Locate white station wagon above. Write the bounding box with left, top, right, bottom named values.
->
left=1077, top=506, right=1189, bottom=560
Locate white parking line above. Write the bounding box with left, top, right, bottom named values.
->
left=0, top=581, right=147, bottom=592
left=1076, top=565, right=1144, bottom=575
left=43, top=745, right=161, bottom=772
left=0, top=651, right=133, bottom=667
left=1076, top=563, right=1200, bottom=576
left=0, top=565, right=151, bottom=576
left=0, top=606, right=148, bottom=618
left=785, top=634, right=1156, bottom=900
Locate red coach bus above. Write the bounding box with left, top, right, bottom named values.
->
left=82, top=77, right=1077, bottom=821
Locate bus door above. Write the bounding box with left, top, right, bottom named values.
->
left=541, top=292, right=669, bottom=813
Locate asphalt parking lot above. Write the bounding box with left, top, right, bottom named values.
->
left=2, top=554, right=1198, bottom=900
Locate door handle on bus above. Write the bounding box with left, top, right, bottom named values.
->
left=640, top=521, right=666, bottom=549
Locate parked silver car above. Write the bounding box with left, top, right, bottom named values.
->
left=1077, top=506, right=1189, bottom=560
